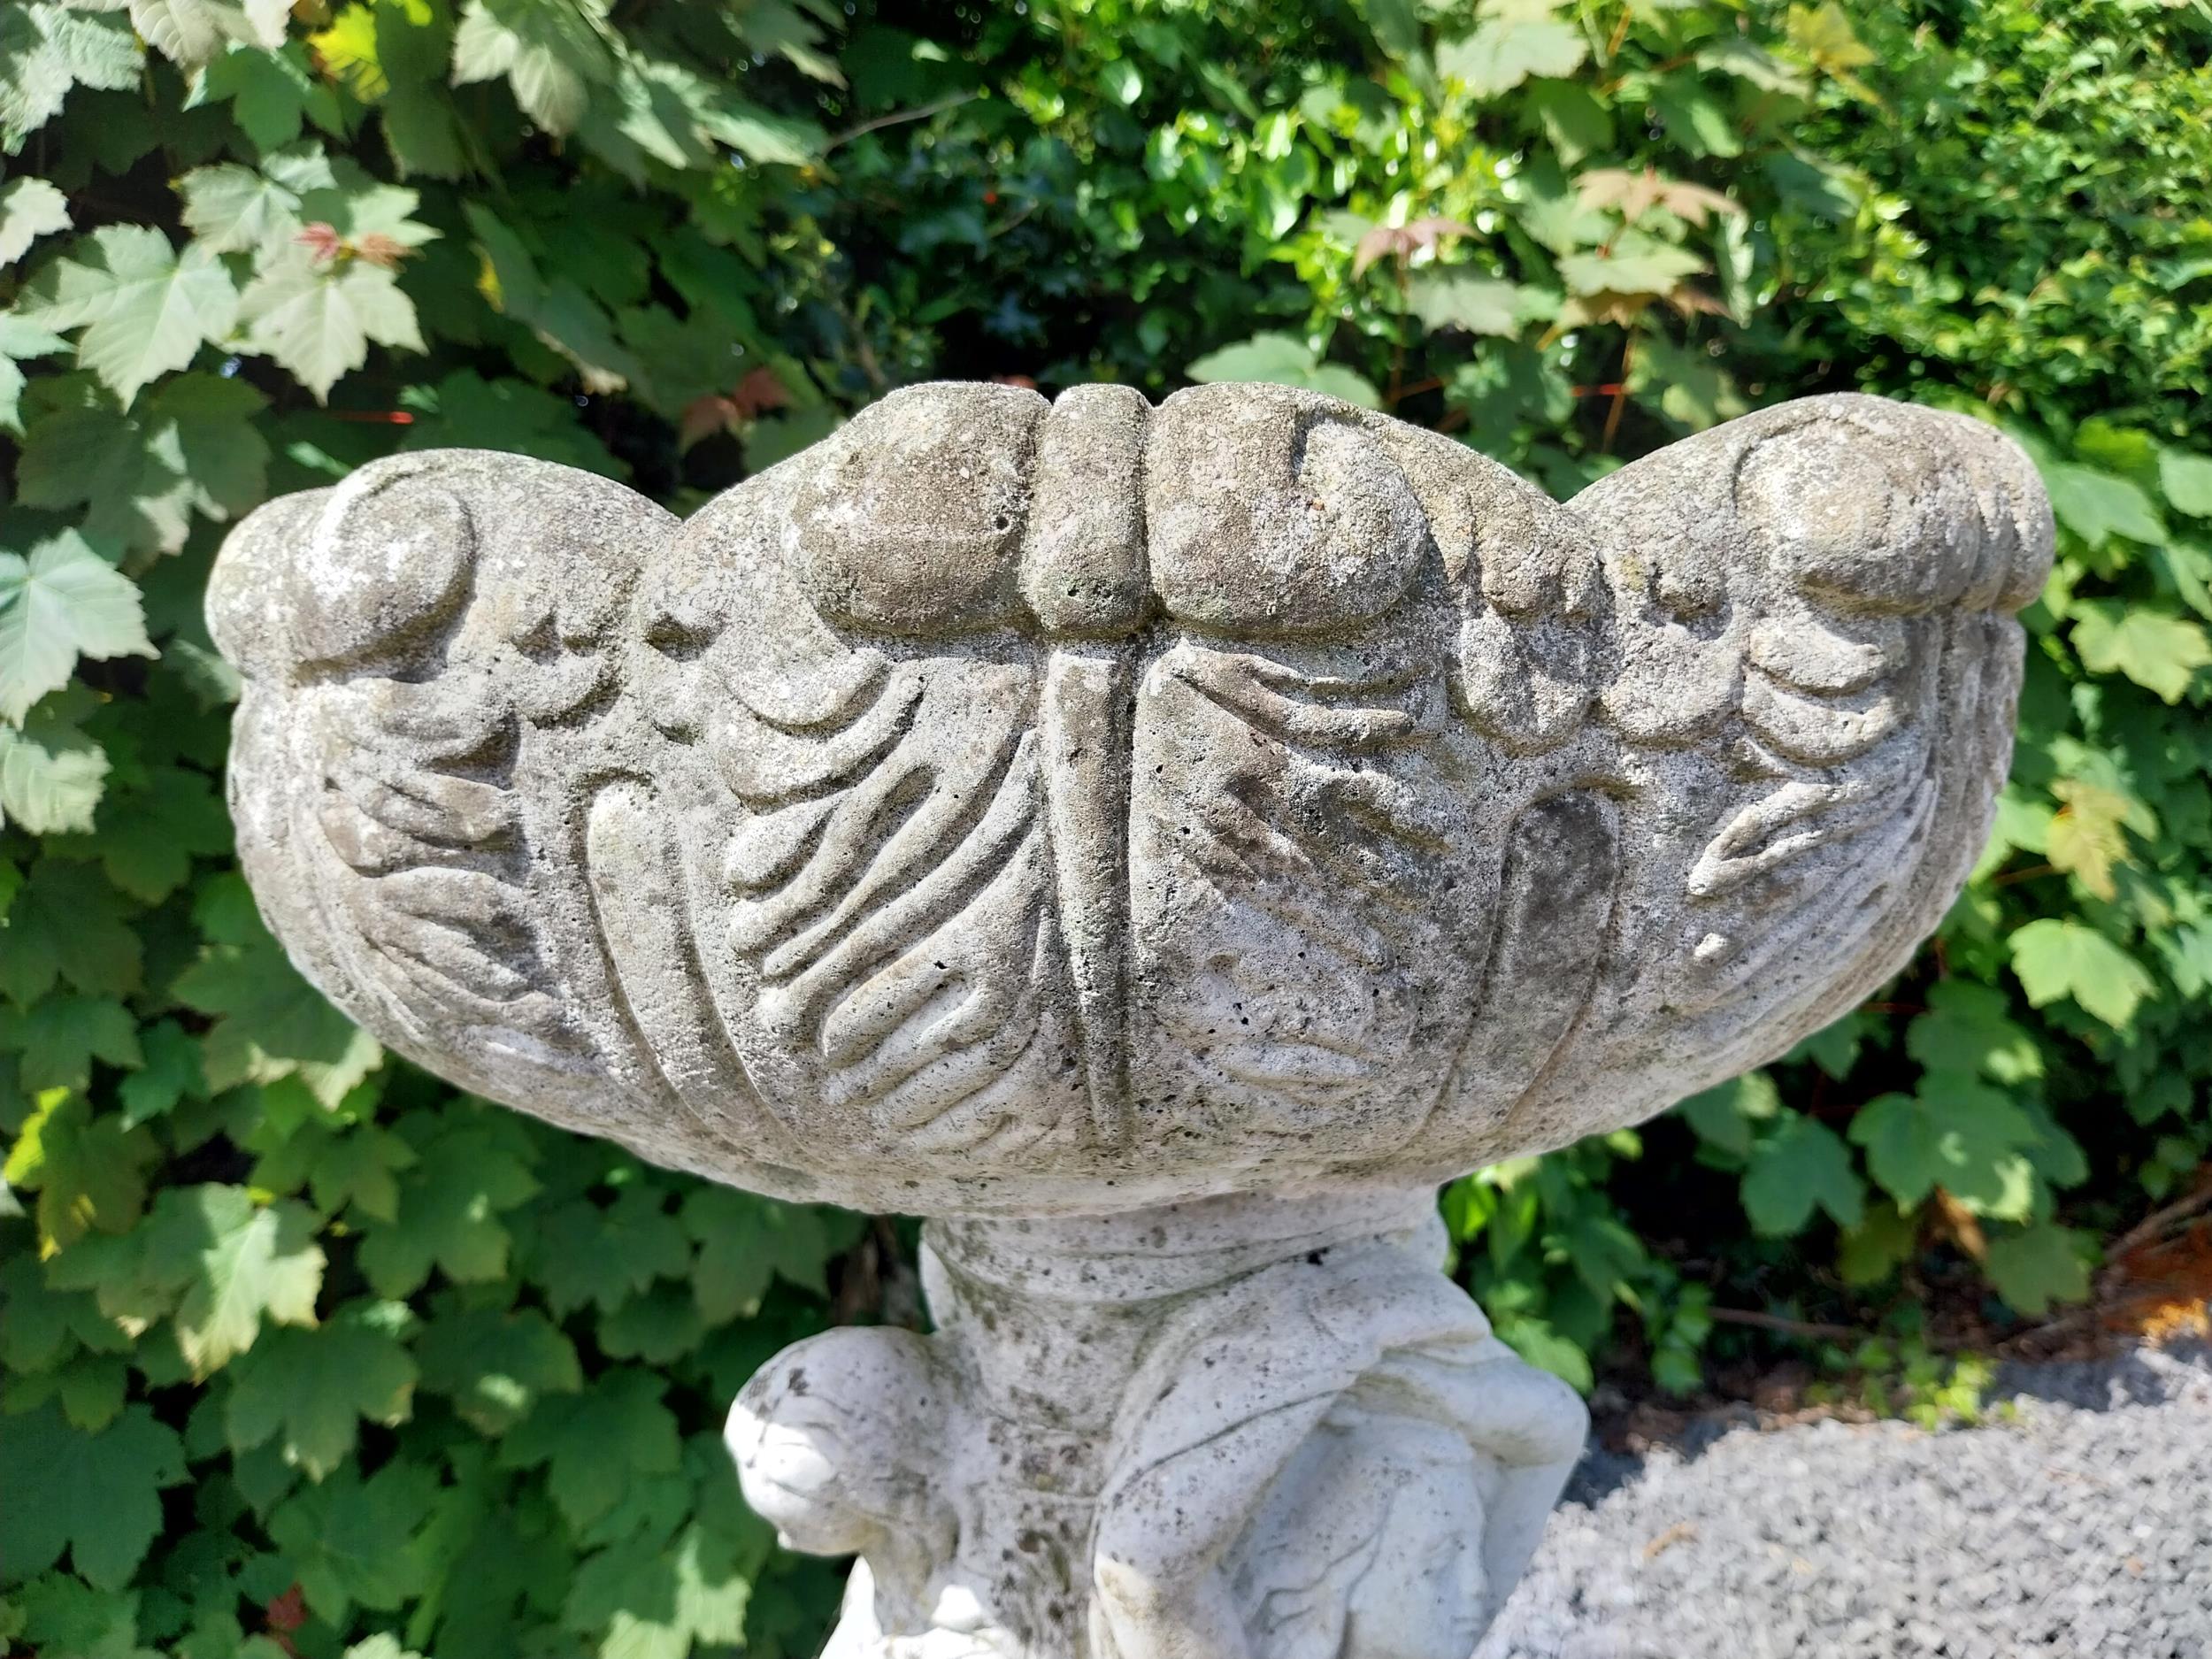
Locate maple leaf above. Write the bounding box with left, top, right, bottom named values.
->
left=225, top=1312, right=419, bottom=1479
left=0, top=1403, right=188, bottom=1589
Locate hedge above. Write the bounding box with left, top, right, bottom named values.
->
left=2, top=1, right=2208, bottom=1653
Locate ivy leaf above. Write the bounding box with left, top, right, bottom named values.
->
left=1438, top=12, right=1587, bottom=98
left=137, top=1183, right=326, bottom=1375
left=416, top=1302, right=581, bottom=1434
left=16, top=226, right=240, bottom=406
left=0, top=530, right=156, bottom=725
left=2069, top=602, right=2212, bottom=703
left=0, top=4, right=142, bottom=154
left=2042, top=462, right=2163, bottom=549
left=0, top=1403, right=187, bottom=1589
left=499, top=1368, right=680, bottom=1532
left=0, top=993, right=142, bottom=1092
left=1740, top=1110, right=1864, bottom=1235
left=2162, top=448, right=2212, bottom=518
left=528, top=1186, right=690, bottom=1316
left=2008, top=917, right=2156, bottom=1030
left=267, top=1459, right=437, bottom=1624
left=356, top=1120, right=540, bottom=1296
left=0, top=175, right=71, bottom=266
left=1985, top=1223, right=2093, bottom=1316
left=449, top=0, right=615, bottom=135
left=226, top=1314, right=419, bottom=1479
left=237, top=244, right=427, bottom=402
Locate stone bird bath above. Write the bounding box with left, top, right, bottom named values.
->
left=210, top=383, right=2051, bottom=1658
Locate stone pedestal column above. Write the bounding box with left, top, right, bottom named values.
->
left=733, top=1188, right=1586, bottom=1657
left=207, top=381, right=2051, bottom=1657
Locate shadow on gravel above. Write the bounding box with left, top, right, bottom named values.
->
left=1560, top=1335, right=2212, bottom=1507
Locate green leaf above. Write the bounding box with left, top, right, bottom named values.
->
left=2008, top=917, right=2156, bottom=1030
left=683, top=1187, right=849, bottom=1321
left=16, top=226, right=240, bottom=406
left=76, top=764, right=233, bottom=902
left=237, top=244, right=426, bottom=402
left=1438, top=12, right=1586, bottom=98
left=0, top=176, right=71, bottom=267
left=119, top=1019, right=208, bottom=1125
left=1983, top=1222, right=2093, bottom=1316
left=188, top=40, right=346, bottom=151
left=1676, top=1069, right=1778, bottom=1157
left=356, top=1119, right=540, bottom=1296
left=0, top=311, right=70, bottom=433
left=0, top=993, right=142, bottom=1092
left=3, top=1089, right=156, bottom=1252
left=0, top=856, right=142, bottom=1004
left=2161, top=448, right=2212, bottom=518
left=0, top=5, right=142, bottom=154
left=1405, top=272, right=1525, bottom=336
left=1848, top=1079, right=2039, bottom=1217
left=226, top=1314, right=419, bottom=1479
left=1556, top=230, right=1706, bottom=297
left=173, top=922, right=384, bottom=1107
left=1740, top=1110, right=1864, bottom=1235
left=267, top=1459, right=437, bottom=1623
left=131, top=0, right=289, bottom=70
left=178, top=150, right=334, bottom=255
left=0, top=1404, right=187, bottom=1589
left=1904, top=979, right=2041, bottom=1086
left=0, top=705, right=111, bottom=834
left=449, top=0, right=614, bottom=135
left=137, top=1183, right=326, bottom=1374
left=16, top=373, right=271, bottom=557
left=2069, top=602, right=2211, bottom=703
left=2042, top=462, right=2163, bottom=549
left=1186, top=332, right=1381, bottom=407
left=529, top=1186, right=690, bottom=1316
left=500, top=1367, right=680, bottom=1531
left=0, top=530, right=156, bottom=724
left=564, top=1519, right=759, bottom=1659
left=416, top=1302, right=581, bottom=1434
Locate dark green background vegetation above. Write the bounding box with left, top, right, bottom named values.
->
left=3, top=0, right=2208, bottom=1652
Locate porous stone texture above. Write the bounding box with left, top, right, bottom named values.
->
left=209, top=383, right=2052, bottom=1659
left=1479, top=1340, right=2212, bottom=1659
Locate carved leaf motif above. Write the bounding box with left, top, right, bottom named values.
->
left=208, top=388, right=2050, bottom=1211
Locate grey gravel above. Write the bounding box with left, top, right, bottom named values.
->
left=1478, top=1340, right=2212, bottom=1659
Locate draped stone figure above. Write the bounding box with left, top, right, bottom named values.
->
left=210, top=382, right=2051, bottom=1657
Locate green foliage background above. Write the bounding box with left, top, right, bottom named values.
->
left=3, top=0, right=2209, bottom=1652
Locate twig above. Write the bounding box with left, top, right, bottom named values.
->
left=823, top=92, right=983, bottom=155
left=1707, top=1306, right=1870, bottom=1344
left=2106, top=1177, right=2212, bottom=1264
